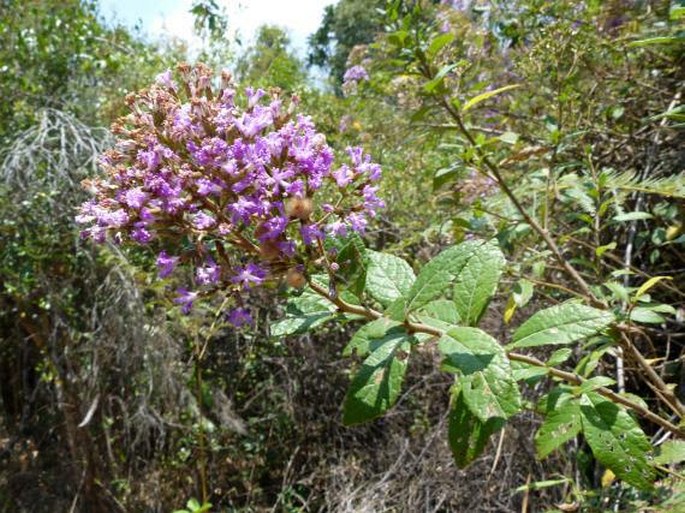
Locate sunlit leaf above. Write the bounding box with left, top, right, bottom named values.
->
left=365, top=250, right=415, bottom=306
left=440, top=327, right=521, bottom=421
left=453, top=239, right=505, bottom=326
left=343, top=326, right=413, bottom=425
left=403, top=240, right=482, bottom=313
left=580, top=392, right=655, bottom=490
left=462, top=84, right=520, bottom=113
left=508, top=304, right=613, bottom=349
left=448, top=385, right=504, bottom=468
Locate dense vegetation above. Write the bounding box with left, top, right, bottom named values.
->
left=1, top=1, right=683, bottom=512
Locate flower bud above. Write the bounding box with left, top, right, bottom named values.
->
left=286, top=268, right=306, bottom=289
left=259, top=239, right=281, bottom=261
left=285, top=197, right=314, bottom=220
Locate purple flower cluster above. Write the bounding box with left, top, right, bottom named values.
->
left=342, top=65, right=370, bottom=96
left=343, top=65, right=369, bottom=83
left=77, top=63, right=384, bottom=323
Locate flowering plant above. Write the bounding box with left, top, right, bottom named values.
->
left=77, top=57, right=682, bottom=495
left=78, top=63, right=384, bottom=322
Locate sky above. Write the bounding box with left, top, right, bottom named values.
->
left=99, top=0, right=335, bottom=58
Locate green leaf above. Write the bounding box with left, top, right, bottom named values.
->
left=646, top=303, right=677, bottom=314
left=613, top=211, right=654, bottom=222
left=654, top=440, right=685, bottom=465
left=575, top=344, right=614, bottom=378
left=453, top=240, right=505, bottom=326
left=433, top=166, right=459, bottom=190
left=342, top=328, right=413, bottom=425
left=503, top=296, right=517, bottom=324
left=504, top=279, right=534, bottom=323
left=508, top=303, right=613, bottom=349
left=611, top=106, right=625, bottom=120
left=414, top=300, right=461, bottom=343
left=499, top=131, right=519, bottom=145
left=419, top=299, right=461, bottom=325
left=617, top=392, right=649, bottom=411
left=448, top=387, right=505, bottom=468
left=440, top=327, right=521, bottom=421
left=423, top=63, right=459, bottom=93
left=535, top=389, right=582, bottom=459
left=514, top=478, right=571, bottom=493
left=343, top=317, right=403, bottom=357
left=572, top=376, right=616, bottom=395
left=511, top=360, right=548, bottom=382
left=671, top=6, right=685, bottom=21
left=334, top=232, right=368, bottom=296
left=604, top=282, right=630, bottom=303
left=426, top=32, right=455, bottom=58
left=365, top=250, right=415, bottom=306
left=632, top=276, right=672, bottom=303
left=404, top=240, right=482, bottom=314
left=547, top=347, right=573, bottom=367
left=462, top=84, right=520, bottom=113
left=595, top=242, right=617, bottom=257
left=629, top=307, right=665, bottom=324
left=580, top=392, right=655, bottom=490
left=270, top=287, right=336, bottom=337
left=629, top=36, right=683, bottom=47
left=383, top=296, right=408, bottom=322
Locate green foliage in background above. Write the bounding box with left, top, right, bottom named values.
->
left=1, top=0, right=684, bottom=512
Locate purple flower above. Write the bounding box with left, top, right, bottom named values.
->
left=235, top=107, right=273, bottom=138
left=101, top=209, right=129, bottom=228
left=137, top=148, right=160, bottom=171
left=80, top=226, right=106, bottom=243
left=343, top=65, right=369, bottom=83
left=277, top=240, right=296, bottom=257
left=231, top=263, right=267, bottom=289
left=75, top=200, right=97, bottom=225
left=326, top=220, right=348, bottom=238
left=362, top=185, right=385, bottom=216
left=245, top=87, right=266, bottom=108
left=300, top=224, right=323, bottom=245
left=156, top=69, right=176, bottom=90
left=228, top=196, right=259, bottom=224
left=196, top=258, right=221, bottom=285
left=338, top=115, right=352, bottom=133
left=174, top=288, right=198, bottom=314
left=442, top=0, right=471, bottom=10
left=342, top=65, right=369, bottom=96
left=256, top=216, right=288, bottom=241
left=348, top=213, right=368, bottom=233
left=227, top=307, right=253, bottom=328
left=193, top=211, right=216, bottom=230
left=123, top=187, right=148, bottom=209
left=131, top=222, right=153, bottom=243
left=157, top=251, right=179, bottom=278
left=76, top=64, right=386, bottom=314
left=196, top=178, right=223, bottom=196
left=267, top=167, right=295, bottom=195
left=333, top=165, right=354, bottom=188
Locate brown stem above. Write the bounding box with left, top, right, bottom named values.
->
left=619, top=331, right=685, bottom=417
left=429, top=91, right=684, bottom=428
left=307, top=280, right=684, bottom=438
left=438, top=96, right=604, bottom=307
